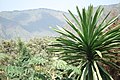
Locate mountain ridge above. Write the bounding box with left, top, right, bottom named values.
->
left=0, top=3, right=120, bottom=40
left=0, top=2, right=119, bottom=13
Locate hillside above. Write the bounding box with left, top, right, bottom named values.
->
left=0, top=8, right=68, bottom=40
left=0, top=3, right=120, bottom=40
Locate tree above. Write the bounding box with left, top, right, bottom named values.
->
left=50, top=5, right=120, bottom=80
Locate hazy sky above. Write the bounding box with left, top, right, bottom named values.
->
left=0, top=0, right=120, bottom=13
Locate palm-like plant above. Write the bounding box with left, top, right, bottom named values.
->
left=50, top=5, right=120, bottom=80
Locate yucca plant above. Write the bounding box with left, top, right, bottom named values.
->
left=50, top=5, right=120, bottom=80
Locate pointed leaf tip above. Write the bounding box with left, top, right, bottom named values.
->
left=96, top=50, right=102, bottom=58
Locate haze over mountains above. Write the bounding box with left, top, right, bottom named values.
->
left=0, top=8, right=68, bottom=40
left=0, top=3, right=120, bottom=40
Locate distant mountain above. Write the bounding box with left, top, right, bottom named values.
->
left=0, top=8, right=70, bottom=40
left=99, top=3, right=120, bottom=20
left=0, top=3, right=120, bottom=40
left=0, top=16, right=31, bottom=40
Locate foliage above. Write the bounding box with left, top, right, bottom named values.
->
left=0, top=40, right=17, bottom=54
left=0, top=37, right=76, bottom=80
left=50, top=5, right=120, bottom=80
